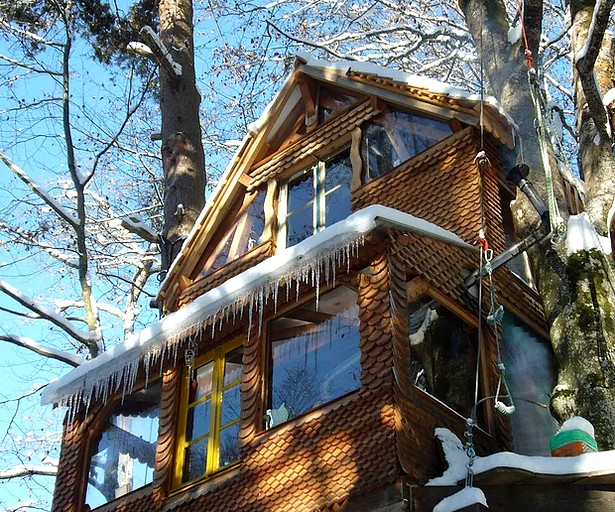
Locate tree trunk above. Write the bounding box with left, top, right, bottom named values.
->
left=461, top=0, right=615, bottom=448
left=159, top=0, right=205, bottom=270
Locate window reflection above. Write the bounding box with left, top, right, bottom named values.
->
left=204, top=190, right=266, bottom=276
left=361, top=109, right=452, bottom=180
left=285, top=149, right=352, bottom=248
left=408, top=297, right=476, bottom=416
left=85, top=383, right=160, bottom=509
left=267, top=286, right=360, bottom=425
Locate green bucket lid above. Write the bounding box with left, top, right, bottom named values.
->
left=550, top=429, right=598, bottom=452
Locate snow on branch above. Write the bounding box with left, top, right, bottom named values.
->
left=0, top=150, right=79, bottom=228
left=0, top=53, right=63, bottom=76
left=0, top=278, right=100, bottom=345
left=574, top=0, right=615, bottom=141
left=120, top=214, right=159, bottom=244
left=0, top=464, right=58, bottom=479
left=0, top=335, right=83, bottom=367
left=0, top=20, right=64, bottom=47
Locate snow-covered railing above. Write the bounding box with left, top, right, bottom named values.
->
left=41, top=205, right=471, bottom=417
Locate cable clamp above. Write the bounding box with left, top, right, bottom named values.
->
left=474, top=150, right=490, bottom=167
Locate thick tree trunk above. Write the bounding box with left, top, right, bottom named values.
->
left=159, top=0, right=205, bottom=270
left=546, top=0, right=615, bottom=449
left=461, top=0, right=615, bottom=448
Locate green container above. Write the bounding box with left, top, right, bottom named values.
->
left=550, top=429, right=598, bottom=453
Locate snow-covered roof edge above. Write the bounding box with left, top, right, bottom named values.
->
left=296, top=52, right=518, bottom=131
left=42, top=206, right=472, bottom=409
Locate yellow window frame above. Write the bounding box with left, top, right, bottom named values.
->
left=173, top=337, right=243, bottom=488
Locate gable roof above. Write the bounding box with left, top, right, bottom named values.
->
left=157, top=54, right=516, bottom=309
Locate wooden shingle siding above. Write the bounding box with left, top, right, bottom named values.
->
left=353, top=128, right=484, bottom=244
left=358, top=252, right=394, bottom=388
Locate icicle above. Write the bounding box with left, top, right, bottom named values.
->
left=273, top=281, right=279, bottom=313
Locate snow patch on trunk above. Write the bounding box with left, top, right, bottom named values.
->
left=565, top=212, right=611, bottom=255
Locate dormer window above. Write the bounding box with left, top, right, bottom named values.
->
left=361, top=108, right=453, bottom=181
left=279, top=148, right=352, bottom=248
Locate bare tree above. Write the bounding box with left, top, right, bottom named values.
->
left=0, top=2, right=162, bottom=508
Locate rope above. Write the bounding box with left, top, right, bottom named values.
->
left=529, top=71, right=566, bottom=241
left=515, top=0, right=534, bottom=69
left=515, top=0, right=567, bottom=241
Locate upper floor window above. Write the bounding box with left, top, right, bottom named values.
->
left=202, top=190, right=266, bottom=276
left=408, top=295, right=476, bottom=416
left=85, top=382, right=161, bottom=509
left=361, top=108, right=452, bottom=181
left=266, top=286, right=361, bottom=427
left=279, top=148, right=352, bottom=248
left=174, top=340, right=244, bottom=486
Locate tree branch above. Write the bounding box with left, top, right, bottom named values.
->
left=0, top=278, right=99, bottom=345
left=0, top=151, right=79, bottom=229
left=0, top=464, right=58, bottom=479
left=574, top=0, right=615, bottom=141
left=0, top=334, right=83, bottom=366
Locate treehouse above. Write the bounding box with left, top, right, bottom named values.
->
left=43, top=55, right=613, bottom=512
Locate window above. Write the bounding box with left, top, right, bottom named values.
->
left=502, top=313, right=557, bottom=455
left=85, top=382, right=161, bottom=509
left=280, top=148, right=353, bottom=248
left=267, top=286, right=361, bottom=426
left=361, top=108, right=452, bottom=180
left=203, top=190, right=266, bottom=276
left=175, top=341, right=243, bottom=486
left=408, top=296, right=476, bottom=416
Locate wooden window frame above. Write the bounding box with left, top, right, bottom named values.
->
left=277, top=146, right=352, bottom=250
left=263, top=283, right=361, bottom=429
left=173, top=337, right=243, bottom=488
left=406, top=277, right=495, bottom=431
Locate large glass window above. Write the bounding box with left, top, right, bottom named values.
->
left=361, top=109, right=452, bottom=180
left=203, top=190, right=266, bottom=276
left=175, top=341, right=243, bottom=486
left=408, top=296, right=476, bottom=416
left=502, top=313, right=558, bottom=455
left=282, top=149, right=352, bottom=248
left=85, top=382, right=161, bottom=509
left=267, top=286, right=361, bottom=426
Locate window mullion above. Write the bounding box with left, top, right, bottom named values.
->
left=315, top=162, right=325, bottom=232
left=207, top=350, right=224, bottom=475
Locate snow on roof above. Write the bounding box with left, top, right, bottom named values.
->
left=42, top=205, right=472, bottom=409
left=428, top=427, right=615, bottom=487
left=297, top=53, right=516, bottom=127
